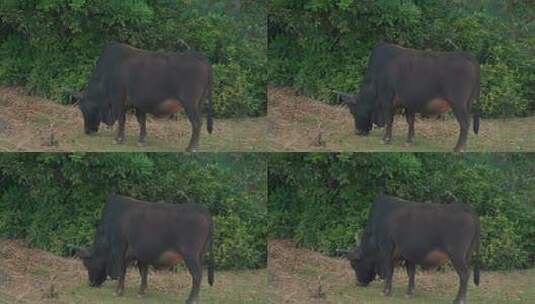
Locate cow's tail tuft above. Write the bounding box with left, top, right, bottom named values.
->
left=473, top=89, right=480, bottom=134
left=206, top=66, right=214, bottom=135
left=473, top=217, right=481, bottom=286
left=208, top=227, right=215, bottom=286
left=472, top=65, right=481, bottom=135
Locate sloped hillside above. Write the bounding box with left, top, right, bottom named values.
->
left=0, top=239, right=267, bottom=304
left=0, top=87, right=268, bottom=152
left=268, top=86, right=535, bottom=152
left=268, top=239, right=535, bottom=304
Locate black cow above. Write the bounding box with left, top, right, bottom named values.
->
left=337, top=43, right=480, bottom=152
left=71, top=194, right=214, bottom=304
left=346, top=194, right=480, bottom=304
left=73, top=42, right=213, bottom=152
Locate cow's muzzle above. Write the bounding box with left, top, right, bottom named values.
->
left=85, top=128, right=98, bottom=135
left=356, top=129, right=369, bottom=136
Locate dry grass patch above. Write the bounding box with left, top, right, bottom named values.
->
left=268, top=239, right=535, bottom=304
left=268, top=86, right=535, bottom=152
left=0, top=239, right=267, bottom=304
left=0, top=86, right=268, bottom=152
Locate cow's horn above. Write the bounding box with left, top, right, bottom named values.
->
left=71, top=90, right=85, bottom=102
left=335, top=248, right=351, bottom=256
left=334, top=91, right=356, bottom=104
left=69, top=245, right=90, bottom=258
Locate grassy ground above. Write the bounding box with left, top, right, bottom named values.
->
left=0, top=239, right=267, bottom=304
left=268, top=240, right=535, bottom=304
left=0, top=87, right=268, bottom=152
left=268, top=86, right=535, bottom=152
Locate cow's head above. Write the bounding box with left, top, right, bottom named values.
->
left=72, top=90, right=101, bottom=135
left=346, top=229, right=379, bottom=287
left=72, top=89, right=114, bottom=135
left=71, top=246, right=108, bottom=287
left=346, top=246, right=377, bottom=286
left=336, top=90, right=374, bottom=136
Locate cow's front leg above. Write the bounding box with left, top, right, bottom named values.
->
left=382, top=260, right=394, bottom=296
left=114, top=265, right=127, bottom=297
left=137, top=263, right=149, bottom=297
left=405, top=110, right=416, bottom=145
left=115, top=110, right=126, bottom=144
left=135, top=109, right=147, bottom=147
left=381, top=108, right=394, bottom=144
left=405, top=262, right=416, bottom=298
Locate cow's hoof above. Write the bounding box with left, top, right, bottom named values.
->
left=453, top=300, right=465, bottom=304
left=114, top=139, right=125, bottom=145
left=186, top=147, right=198, bottom=152
left=381, top=139, right=391, bottom=145
left=381, top=290, right=392, bottom=297
left=113, top=291, right=124, bottom=297
left=137, top=293, right=145, bottom=298
left=405, top=293, right=414, bottom=298
left=137, top=141, right=146, bottom=147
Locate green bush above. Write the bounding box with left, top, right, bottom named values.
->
left=0, top=0, right=267, bottom=118
left=268, top=153, right=535, bottom=270
left=268, top=0, right=535, bottom=117
left=0, top=153, right=267, bottom=270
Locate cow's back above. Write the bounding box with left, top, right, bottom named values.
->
left=369, top=195, right=478, bottom=262
left=101, top=195, right=211, bottom=263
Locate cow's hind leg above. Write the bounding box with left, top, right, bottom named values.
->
left=184, top=254, right=203, bottom=304
left=405, top=110, right=416, bottom=145
left=452, top=105, right=469, bottom=152
left=405, top=262, right=416, bottom=298
left=135, top=109, right=147, bottom=147
left=185, top=105, right=202, bottom=152
left=137, top=262, right=149, bottom=297
left=451, top=255, right=470, bottom=304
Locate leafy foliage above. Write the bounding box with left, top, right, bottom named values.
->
left=0, top=153, right=267, bottom=270
left=269, top=0, right=535, bottom=118
left=268, top=153, right=535, bottom=270
left=0, top=0, right=267, bottom=117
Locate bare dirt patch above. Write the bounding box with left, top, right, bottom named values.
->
left=268, top=86, right=535, bottom=152
left=268, top=239, right=535, bottom=304
left=0, top=86, right=268, bottom=152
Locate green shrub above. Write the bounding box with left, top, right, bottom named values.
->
left=0, top=0, right=266, bottom=118
left=268, top=153, right=535, bottom=270
left=268, top=0, right=535, bottom=118
left=0, top=153, right=267, bottom=270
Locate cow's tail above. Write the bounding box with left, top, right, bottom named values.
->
left=207, top=224, right=215, bottom=286
left=206, top=65, right=214, bottom=134
left=473, top=216, right=481, bottom=286
left=472, top=85, right=480, bottom=135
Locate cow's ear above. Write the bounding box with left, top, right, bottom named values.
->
left=71, top=246, right=91, bottom=259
